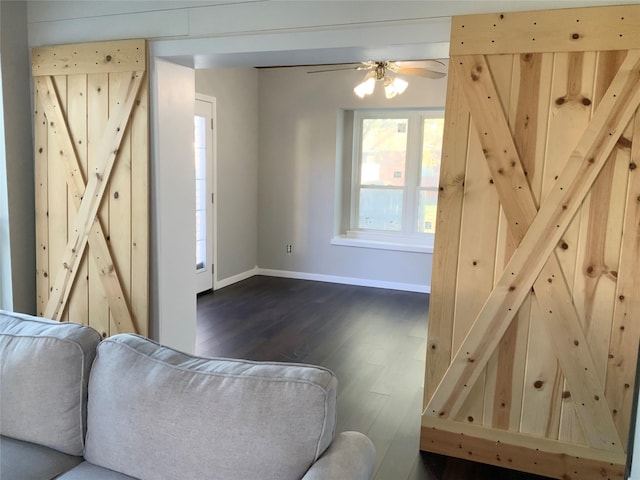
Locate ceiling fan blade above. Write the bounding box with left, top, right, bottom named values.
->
left=395, top=67, right=446, bottom=79
left=307, top=65, right=361, bottom=73
left=394, top=59, right=446, bottom=69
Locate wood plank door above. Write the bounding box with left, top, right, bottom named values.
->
left=422, top=5, right=640, bottom=479
left=32, top=39, right=148, bottom=338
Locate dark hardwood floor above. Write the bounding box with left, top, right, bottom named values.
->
left=196, top=276, right=549, bottom=480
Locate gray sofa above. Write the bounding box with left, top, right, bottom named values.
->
left=0, top=310, right=376, bottom=480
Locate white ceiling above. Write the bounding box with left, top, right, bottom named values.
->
left=27, top=0, right=640, bottom=68
left=151, top=0, right=640, bottom=68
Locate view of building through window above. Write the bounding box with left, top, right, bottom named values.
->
left=353, top=110, right=444, bottom=241
left=358, top=117, right=408, bottom=231
left=419, top=116, right=444, bottom=233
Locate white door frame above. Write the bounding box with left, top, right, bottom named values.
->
left=195, top=93, right=217, bottom=293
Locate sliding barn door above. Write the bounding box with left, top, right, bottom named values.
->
left=422, top=5, right=640, bottom=479
left=32, top=39, right=148, bottom=337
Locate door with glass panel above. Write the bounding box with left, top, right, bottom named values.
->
left=194, top=97, right=215, bottom=293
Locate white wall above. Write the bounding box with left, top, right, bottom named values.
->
left=195, top=68, right=259, bottom=285
left=0, top=1, right=35, bottom=313
left=194, top=64, right=444, bottom=292
left=151, top=59, right=197, bottom=352
left=257, top=65, right=448, bottom=291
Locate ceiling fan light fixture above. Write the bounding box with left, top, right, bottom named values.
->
left=384, top=76, right=408, bottom=99
left=311, top=59, right=444, bottom=99
left=354, top=73, right=376, bottom=98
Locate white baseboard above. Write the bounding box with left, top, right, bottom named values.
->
left=214, top=266, right=259, bottom=290
left=214, top=266, right=430, bottom=293
left=257, top=268, right=430, bottom=294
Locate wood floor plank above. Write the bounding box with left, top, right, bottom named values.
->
left=196, top=276, right=550, bottom=480
left=374, top=387, right=426, bottom=480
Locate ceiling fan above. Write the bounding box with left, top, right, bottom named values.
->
left=308, top=60, right=447, bottom=99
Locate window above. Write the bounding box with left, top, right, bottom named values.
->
left=344, top=109, right=444, bottom=250
left=194, top=114, right=207, bottom=272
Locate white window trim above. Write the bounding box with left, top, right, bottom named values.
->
left=330, top=234, right=434, bottom=254
left=345, top=108, right=443, bottom=252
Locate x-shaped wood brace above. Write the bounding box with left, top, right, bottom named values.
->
left=36, top=72, right=144, bottom=334
left=425, top=50, right=640, bottom=452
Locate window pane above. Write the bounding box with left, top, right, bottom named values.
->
left=196, top=240, right=206, bottom=270
left=417, top=189, right=438, bottom=234
left=421, top=117, right=444, bottom=188
left=194, top=115, right=207, bottom=271
left=195, top=179, right=206, bottom=214
left=361, top=118, right=407, bottom=187
left=195, top=116, right=206, bottom=179
left=358, top=188, right=403, bottom=231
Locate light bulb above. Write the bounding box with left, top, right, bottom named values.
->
left=354, top=74, right=375, bottom=98
left=384, top=76, right=408, bottom=99
left=393, top=77, right=408, bottom=95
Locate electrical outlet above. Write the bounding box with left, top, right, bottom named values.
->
left=286, top=244, right=292, bottom=254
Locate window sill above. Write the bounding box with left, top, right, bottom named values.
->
left=331, top=235, right=434, bottom=254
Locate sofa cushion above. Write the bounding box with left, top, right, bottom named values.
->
left=85, top=334, right=338, bottom=480
left=58, top=461, right=139, bottom=479
left=0, top=435, right=84, bottom=480
left=0, top=310, right=101, bottom=456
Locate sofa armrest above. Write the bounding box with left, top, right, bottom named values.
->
left=302, top=431, right=376, bottom=480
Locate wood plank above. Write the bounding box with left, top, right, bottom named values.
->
left=47, top=75, right=69, bottom=321
left=32, top=39, right=146, bottom=76
left=572, top=50, right=627, bottom=382
left=483, top=53, right=531, bottom=432
left=553, top=50, right=597, bottom=447
left=534, top=255, right=608, bottom=448
left=423, top=66, right=469, bottom=408
left=468, top=52, right=514, bottom=430
left=43, top=71, right=144, bottom=322
left=421, top=422, right=625, bottom=480
left=422, top=415, right=626, bottom=466
left=130, top=78, right=149, bottom=336
left=425, top=50, right=640, bottom=450
left=477, top=53, right=515, bottom=430
left=370, top=387, right=424, bottom=480
left=607, top=114, right=640, bottom=448
left=497, top=52, right=553, bottom=434
left=87, top=72, right=110, bottom=337
left=452, top=122, right=498, bottom=426
left=541, top=51, right=593, bottom=446
left=65, top=74, right=89, bottom=325
left=573, top=151, right=623, bottom=376
left=108, top=72, right=132, bottom=335
left=520, top=299, right=564, bottom=440
left=34, top=88, right=49, bottom=316
left=451, top=5, right=640, bottom=56
left=452, top=51, right=509, bottom=422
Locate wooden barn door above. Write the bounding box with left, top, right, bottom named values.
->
left=422, top=5, right=640, bottom=479
left=32, top=39, right=148, bottom=338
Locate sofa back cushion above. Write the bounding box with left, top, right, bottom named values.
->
left=84, top=334, right=338, bottom=480
left=0, top=310, right=101, bottom=456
